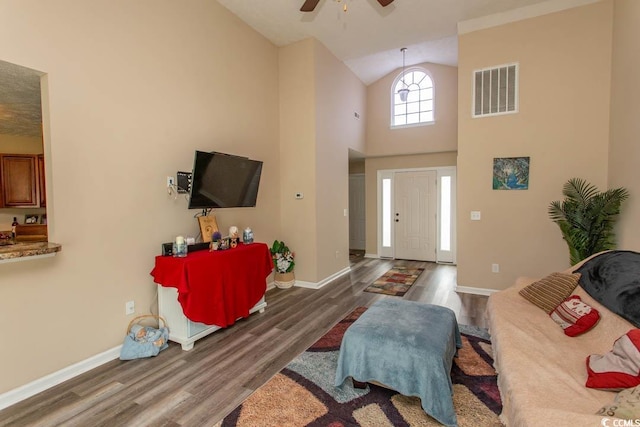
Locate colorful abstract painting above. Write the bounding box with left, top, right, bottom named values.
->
left=493, top=156, right=530, bottom=190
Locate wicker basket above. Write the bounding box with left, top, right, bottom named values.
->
left=274, top=271, right=295, bottom=289
left=126, top=314, right=168, bottom=334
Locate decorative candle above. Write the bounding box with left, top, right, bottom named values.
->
left=174, top=235, right=187, bottom=257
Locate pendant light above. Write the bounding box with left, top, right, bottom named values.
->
left=397, top=47, right=409, bottom=102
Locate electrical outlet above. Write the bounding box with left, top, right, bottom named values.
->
left=167, top=176, right=175, bottom=187
left=125, top=300, right=135, bottom=315
left=492, top=264, right=500, bottom=273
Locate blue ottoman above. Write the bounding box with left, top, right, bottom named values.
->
left=335, top=299, right=462, bottom=427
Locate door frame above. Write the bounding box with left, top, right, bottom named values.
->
left=377, top=166, right=457, bottom=263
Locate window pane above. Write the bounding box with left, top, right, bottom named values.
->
left=420, top=87, right=433, bottom=101
left=394, top=115, right=407, bottom=126
left=440, top=176, right=451, bottom=251
left=419, top=100, right=433, bottom=112
left=407, top=102, right=420, bottom=114
left=421, top=111, right=434, bottom=122
left=407, top=113, right=420, bottom=124
left=395, top=103, right=406, bottom=115
left=382, top=178, right=391, bottom=247
left=407, top=89, right=419, bottom=103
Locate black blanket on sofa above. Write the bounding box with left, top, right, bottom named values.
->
left=574, top=250, right=640, bottom=328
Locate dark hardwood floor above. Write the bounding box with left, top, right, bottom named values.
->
left=0, top=256, right=488, bottom=427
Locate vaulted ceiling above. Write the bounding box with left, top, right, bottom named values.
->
left=216, top=0, right=560, bottom=85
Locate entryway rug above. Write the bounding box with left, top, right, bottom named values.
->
left=218, top=307, right=502, bottom=427
left=363, top=266, right=425, bottom=296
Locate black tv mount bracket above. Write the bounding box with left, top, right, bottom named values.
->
left=176, top=171, right=192, bottom=194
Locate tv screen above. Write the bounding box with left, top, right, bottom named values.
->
left=188, top=151, right=263, bottom=210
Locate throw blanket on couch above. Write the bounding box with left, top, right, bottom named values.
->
left=574, top=250, right=640, bottom=328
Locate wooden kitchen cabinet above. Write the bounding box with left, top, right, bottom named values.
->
left=1, top=154, right=46, bottom=208
left=37, top=154, right=46, bottom=208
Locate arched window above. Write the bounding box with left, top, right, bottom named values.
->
left=391, top=68, right=434, bottom=127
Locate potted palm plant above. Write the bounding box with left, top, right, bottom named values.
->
left=270, top=240, right=295, bottom=289
left=548, top=178, right=629, bottom=265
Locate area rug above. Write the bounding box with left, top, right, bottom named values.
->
left=218, top=307, right=502, bottom=427
left=363, top=267, right=425, bottom=296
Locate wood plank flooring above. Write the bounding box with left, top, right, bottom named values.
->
left=0, top=256, right=488, bottom=427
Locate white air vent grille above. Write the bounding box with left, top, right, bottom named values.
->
left=473, top=63, right=518, bottom=118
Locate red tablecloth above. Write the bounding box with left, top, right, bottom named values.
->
left=150, top=242, right=273, bottom=327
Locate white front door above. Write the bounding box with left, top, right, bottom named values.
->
left=349, top=174, right=365, bottom=250
left=394, top=170, right=437, bottom=261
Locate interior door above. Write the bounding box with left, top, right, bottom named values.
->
left=349, top=174, right=365, bottom=250
left=394, top=170, right=437, bottom=261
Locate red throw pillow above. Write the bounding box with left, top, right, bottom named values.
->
left=586, top=329, right=640, bottom=389
left=549, top=295, right=600, bottom=337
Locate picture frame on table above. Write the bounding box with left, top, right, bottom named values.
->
left=24, top=214, right=39, bottom=224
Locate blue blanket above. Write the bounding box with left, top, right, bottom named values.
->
left=334, top=299, right=462, bottom=427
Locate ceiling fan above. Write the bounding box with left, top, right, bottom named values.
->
left=300, top=0, right=394, bottom=12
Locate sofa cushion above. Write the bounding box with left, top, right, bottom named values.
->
left=519, top=272, right=580, bottom=313
left=550, top=295, right=600, bottom=337
left=575, top=250, right=640, bottom=328
left=596, top=384, right=640, bottom=420
left=586, top=329, right=640, bottom=390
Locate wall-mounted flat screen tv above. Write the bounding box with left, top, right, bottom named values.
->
left=188, top=150, right=263, bottom=210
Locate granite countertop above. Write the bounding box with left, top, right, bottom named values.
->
left=0, top=241, right=62, bottom=261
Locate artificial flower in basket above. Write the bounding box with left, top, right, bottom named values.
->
left=271, top=240, right=295, bottom=289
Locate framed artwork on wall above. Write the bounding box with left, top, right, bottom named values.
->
left=493, top=157, right=530, bottom=190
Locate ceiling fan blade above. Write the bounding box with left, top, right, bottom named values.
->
left=300, top=0, right=321, bottom=12
left=377, top=0, right=394, bottom=6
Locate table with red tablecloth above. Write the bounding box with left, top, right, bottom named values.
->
left=150, top=242, right=273, bottom=327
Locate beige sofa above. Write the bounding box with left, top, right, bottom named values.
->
left=487, top=258, right=635, bottom=427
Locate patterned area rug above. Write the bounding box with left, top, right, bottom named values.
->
left=363, top=267, right=425, bottom=296
left=219, top=307, right=502, bottom=427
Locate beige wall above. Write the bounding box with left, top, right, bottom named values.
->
left=609, top=0, right=640, bottom=250
left=366, top=62, right=458, bottom=157
left=279, top=39, right=318, bottom=281
left=364, top=152, right=457, bottom=255
left=279, top=39, right=366, bottom=282
left=315, top=41, right=367, bottom=280
left=0, top=0, right=280, bottom=394
left=457, top=1, right=613, bottom=290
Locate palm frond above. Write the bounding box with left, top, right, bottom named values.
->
left=549, top=178, right=629, bottom=265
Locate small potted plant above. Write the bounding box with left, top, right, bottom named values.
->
left=270, top=240, right=295, bottom=289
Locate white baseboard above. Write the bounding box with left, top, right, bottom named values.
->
left=293, top=267, right=351, bottom=289
left=364, top=253, right=379, bottom=259
left=455, top=286, right=498, bottom=296
left=0, top=345, right=122, bottom=411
